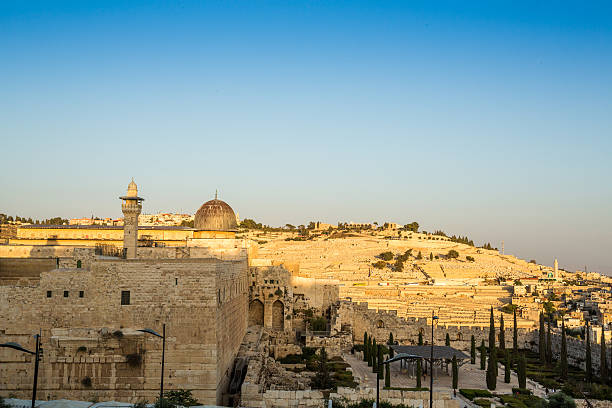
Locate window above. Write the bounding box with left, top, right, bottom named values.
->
left=64, top=291, right=69, bottom=297
left=79, top=291, right=84, bottom=298
left=121, top=290, right=130, bottom=305
left=46, top=291, right=52, bottom=298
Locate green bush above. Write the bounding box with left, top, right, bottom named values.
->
left=499, top=394, right=547, bottom=408
left=459, top=389, right=492, bottom=400
left=163, top=389, right=200, bottom=407
left=378, top=252, right=394, bottom=261
left=513, top=388, right=532, bottom=395
left=548, top=393, right=575, bottom=408
left=473, top=398, right=492, bottom=407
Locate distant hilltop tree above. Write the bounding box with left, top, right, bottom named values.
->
left=447, top=250, right=459, bottom=259
left=240, top=218, right=263, bottom=229
left=1, top=214, right=67, bottom=225
left=180, top=220, right=194, bottom=227
left=403, top=222, right=419, bottom=232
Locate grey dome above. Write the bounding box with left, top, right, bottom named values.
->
left=194, top=198, right=238, bottom=231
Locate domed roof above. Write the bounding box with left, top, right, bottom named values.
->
left=127, top=179, right=138, bottom=197
left=194, top=194, right=238, bottom=231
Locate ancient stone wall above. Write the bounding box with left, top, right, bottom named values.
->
left=249, top=266, right=294, bottom=331
left=334, top=301, right=538, bottom=352
left=0, top=257, right=249, bottom=405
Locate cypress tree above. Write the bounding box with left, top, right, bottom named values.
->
left=560, top=320, right=568, bottom=380
left=446, top=333, right=451, bottom=347
left=452, top=355, right=458, bottom=390
left=363, top=332, right=368, bottom=362
left=388, top=332, right=394, bottom=358
left=504, top=349, right=511, bottom=383
left=601, top=330, right=608, bottom=381
left=546, top=319, right=553, bottom=364
left=480, top=339, right=486, bottom=370
left=486, top=307, right=497, bottom=390
left=513, top=307, right=518, bottom=356
left=518, top=353, right=527, bottom=389
left=416, top=360, right=422, bottom=388
left=418, top=331, right=423, bottom=346
left=385, top=363, right=391, bottom=388
left=372, top=339, right=378, bottom=372
left=499, top=314, right=506, bottom=351
left=368, top=336, right=373, bottom=367
left=539, top=313, right=546, bottom=363
left=586, top=321, right=593, bottom=383
left=470, top=335, right=476, bottom=364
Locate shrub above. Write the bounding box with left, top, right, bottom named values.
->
left=548, top=393, right=575, bottom=408
left=378, top=252, right=394, bottom=261
left=81, top=376, right=92, bottom=387
left=466, top=256, right=475, bottom=262
left=112, top=330, right=123, bottom=338
left=0, top=397, right=10, bottom=408
left=77, top=346, right=87, bottom=353
left=372, top=261, right=387, bottom=269
left=447, top=250, right=459, bottom=259
left=459, top=389, right=492, bottom=400
left=513, top=388, right=532, bottom=395
left=163, top=389, right=200, bottom=407
left=473, top=398, right=492, bottom=407
left=133, top=401, right=148, bottom=408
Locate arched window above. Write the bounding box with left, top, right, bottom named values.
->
left=376, top=320, right=385, bottom=328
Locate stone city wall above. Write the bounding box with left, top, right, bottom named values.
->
left=532, top=330, right=602, bottom=374
left=0, top=257, right=249, bottom=405
left=334, top=301, right=538, bottom=352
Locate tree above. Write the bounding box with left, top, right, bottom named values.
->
left=416, top=359, right=422, bottom=388
left=518, top=353, right=527, bottom=389
left=430, top=252, right=434, bottom=261
left=504, top=350, right=511, bottom=383
left=163, top=389, right=200, bottom=407
left=486, top=307, right=497, bottom=390
left=418, top=331, right=423, bottom=346
left=447, top=250, right=459, bottom=259
left=601, top=330, right=608, bottom=381
left=471, top=335, right=476, bottom=364
left=499, top=314, right=506, bottom=350
left=560, top=320, right=568, bottom=380
left=385, top=362, right=391, bottom=388
left=546, top=319, right=553, bottom=365
left=513, top=307, right=518, bottom=357
left=417, top=251, right=423, bottom=260
left=388, top=332, right=394, bottom=358
left=363, top=332, right=368, bottom=362
left=311, top=348, right=332, bottom=389
left=368, top=336, right=373, bottom=367
left=452, top=355, right=458, bottom=390
left=586, top=321, right=592, bottom=383
left=445, top=333, right=451, bottom=347
left=539, top=313, right=546, bottom=363
left=480, top=339, right=486, bottom=370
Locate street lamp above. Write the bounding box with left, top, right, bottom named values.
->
left=430, top=311, right=439, bottom=408
left=1, top=334, right=41, bottom=408
left=138, top=324, right=166, bottom=403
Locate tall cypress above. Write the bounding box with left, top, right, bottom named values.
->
left=368, top=336, right=373, bottom=367
left=378, top=345, right=384, bottom=379
left=486, top=307, right=497, bottom=390
left=452, top=355, right=458, bottom=390
left=601, top=330, right=608, bottom=381
left=446, top=333, right=451, bottom=347
left=416, top=360, right=422, bottom=388
left=513, top=307, right=518, bottom=356
left=546, top=319, right=553, bottom=364
left=518, top=353, right=527, bottom=389
left=418, top=331, right=423, bottom=346
left=560, top=320, right=568, bottom=379
left=539, top=313, right=546, bottom=363
left=364, top=332, right=369, bottom=362
left=586, top=322, right=592, bottom=383
left=385, top=363, right=391, bottom=388
left=504, top=349, right=511, bottom=383
left=499, top=314, right=506, bottom=351
left=471, top=335, right=476, bottom=364
left=480, top=339, right=486, bottom=370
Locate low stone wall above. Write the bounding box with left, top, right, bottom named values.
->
left=575, top=400, right=612, bottom=408
left=305, top=332, right=352, bottom=357
left=241, top=386, right=459, bottom=408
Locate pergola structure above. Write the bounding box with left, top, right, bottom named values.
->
left=389, top=345, right=470, bottom=376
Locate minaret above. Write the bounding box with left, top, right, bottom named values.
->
left=554, top=258, right=559, bottom=279
left=119, top=179, right=144, bottom=259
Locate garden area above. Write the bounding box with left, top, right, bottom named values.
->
left=278, top=347, right=358, bottom=390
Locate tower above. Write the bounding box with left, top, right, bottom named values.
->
left=119, top=179, right=144, bottom=259
left=554, top=258, right=559, bottom=279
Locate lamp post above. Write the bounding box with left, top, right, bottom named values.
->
left=430, top=311, right=439, bottom=408
left=138, top=324, right=166, bottom=403
left=1, top=334, right=41, bottom=408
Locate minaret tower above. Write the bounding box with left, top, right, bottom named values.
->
left=119, top=179, right=144, bottom=259
left=554, top=258, right=559, bottom=280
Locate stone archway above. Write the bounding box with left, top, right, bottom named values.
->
left=272, top=300, right=284, bottom=330
left=249, top=299, right=264, bottom=326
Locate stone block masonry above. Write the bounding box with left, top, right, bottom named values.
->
left=0, top=257, right=249, bottom=406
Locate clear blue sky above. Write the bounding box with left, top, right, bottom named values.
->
left=1, top=1, right=611, bottom=274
